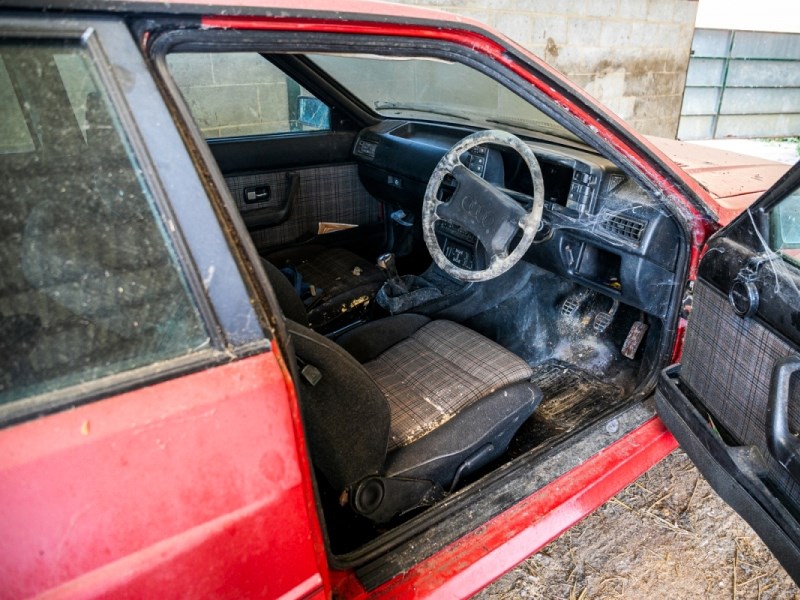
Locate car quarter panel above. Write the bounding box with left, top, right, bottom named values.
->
left=0, top=353, right=327, bottom=600
left=0, top=14, right=329, bottom=599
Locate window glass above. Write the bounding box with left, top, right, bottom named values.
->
left=166, top=52, right=330, bottom=139
left=308, top=53, right=578, bottom=141
left=0, top=40, right=209, bottom=411
left=769, top=184, right=800, bottom=264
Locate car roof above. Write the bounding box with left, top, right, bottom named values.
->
left=0, top=0, right=475, bottom=23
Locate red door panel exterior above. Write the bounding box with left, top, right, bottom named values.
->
left=0, top=352, right=327, bottom=600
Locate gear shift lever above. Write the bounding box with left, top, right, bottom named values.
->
left=377, top=252, right=406, bottom=293
left=375, top=252, right=442, bottom=314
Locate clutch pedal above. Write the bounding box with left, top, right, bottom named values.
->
left=561, top=289, right=593, bottom=318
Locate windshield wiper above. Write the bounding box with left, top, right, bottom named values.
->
left=373, top=101, right=470, bottom=121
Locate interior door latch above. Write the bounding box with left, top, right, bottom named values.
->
left=243, top=185, right=271, bottom=204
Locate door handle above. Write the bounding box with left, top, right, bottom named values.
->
left=244, top=172, right=300, bottom=229
left=766, top=355, right=800, bottom=482
left=243, top=185, right=271, bottom=204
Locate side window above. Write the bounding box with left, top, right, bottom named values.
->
left=769, top=185, right=800, bottom=264
left=166, top=52, right=330, bottom=139
left=0, top=40, right=209, bottom=413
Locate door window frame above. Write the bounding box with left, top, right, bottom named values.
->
left=0, top=16, right=273, bottom=425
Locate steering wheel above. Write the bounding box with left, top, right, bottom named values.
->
left=422, top=130, right=544, bottom=282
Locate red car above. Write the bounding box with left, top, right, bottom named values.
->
left=1, top=1, right=798, bottom=598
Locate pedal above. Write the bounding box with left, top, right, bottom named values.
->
left=561, top=289, right=592, bottom=318
left=622, top=321, right=649, bottom=359
left=592, top=300, right=619, bottom=333
left=593, top=312, right=613, bottom=333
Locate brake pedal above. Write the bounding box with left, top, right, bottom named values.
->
left=593, top=300, right=619, bottom=333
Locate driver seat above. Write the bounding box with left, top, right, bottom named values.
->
left=263, top=259, right=542, bottom=522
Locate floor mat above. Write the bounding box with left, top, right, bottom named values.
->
left=532, top=360, right=622, bottom=419
left=509, top=360, right=625, bottom=455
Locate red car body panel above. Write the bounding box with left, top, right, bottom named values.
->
left=649, top=137, right=792, bottom=225
left=0, top=351, right=329, bottom=600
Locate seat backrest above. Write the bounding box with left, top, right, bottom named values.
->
left=260, top=258, right=309, bottom=325
left=262, top=255, right=390, bottom=489
left=286, top=320, right=391, bottom=491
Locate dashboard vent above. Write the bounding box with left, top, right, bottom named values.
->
left=602, top=215, right=646, bottom=242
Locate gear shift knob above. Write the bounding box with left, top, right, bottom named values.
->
left=377, top=252, right=401, bottom=282
left=377, top=252, right=407, bottom=294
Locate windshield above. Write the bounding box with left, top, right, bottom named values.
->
left=307, top=54, right=578, bottom=141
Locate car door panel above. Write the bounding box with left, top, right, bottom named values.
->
left=210, top=130, right=356, bottom=173
left=0, top=354, right=325, bottom=600
left=679, top=280, right=800, bottom=496
left=165, top=50, right=387, bottom=252
left=0, top=16, right=327, bottom=599
left=224, top=161, right=383, bottom=250
left=656, top=163, right=800, bottom=584
left=656, top=363, right=800, bottom=584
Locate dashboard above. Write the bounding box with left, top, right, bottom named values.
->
left=353, top=121, right=681, bottom=318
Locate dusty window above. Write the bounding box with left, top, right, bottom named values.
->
left=0, top=40, right=209, bottom=413
left=308, top=53, right=578, bottom=140
left=166, top=52, right=330, bottom=139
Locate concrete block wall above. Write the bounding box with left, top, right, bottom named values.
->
left=397, top=0, right=698, bottom=137
left=167, top=53, right=292, bottom=138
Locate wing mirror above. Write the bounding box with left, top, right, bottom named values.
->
left=297, top=96, right=330, bottom=130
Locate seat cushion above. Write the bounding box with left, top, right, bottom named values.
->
left=266, top=244, right=385, bottom=330
left=363, top=320, right=533, bottom=450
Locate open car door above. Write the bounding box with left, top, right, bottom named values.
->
left=656, top=160, right=800, bottom=584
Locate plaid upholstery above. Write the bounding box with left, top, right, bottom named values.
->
left=365, top=320, right=533, bottom=450
left=226, top=163, right=382, bottom=249
left=682, top=280, right=800, bottom=502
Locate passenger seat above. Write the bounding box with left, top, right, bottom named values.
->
left=265, top=244, right=385, bottom=333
